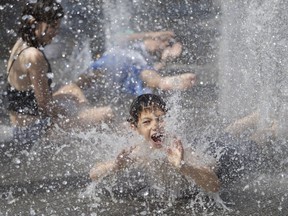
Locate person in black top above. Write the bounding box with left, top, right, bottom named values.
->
left=5, top=0, right=113, bottom=141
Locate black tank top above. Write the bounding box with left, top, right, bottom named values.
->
left=5, top=48, right=53, bottom=116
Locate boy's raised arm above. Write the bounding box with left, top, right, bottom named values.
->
left=167, top=139, right=220, bottom=193
left=179, top=161, right=220, bottom=193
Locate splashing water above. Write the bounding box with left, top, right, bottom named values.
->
left=2, top=0, right=288, bottom=215
left=216, top=0, right=288, bottom=214
left=74, top=92, right=227, bottom=215
left=218, top=0, right=288, bottom=137
left=102, top=0, right=133, bottom=50
left=49, top=38, right=93, bottom=83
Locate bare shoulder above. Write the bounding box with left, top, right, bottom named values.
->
left=22, top=47, right=45, bottom=62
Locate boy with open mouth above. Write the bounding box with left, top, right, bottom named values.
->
left=89, top=94, right=220, bottom=193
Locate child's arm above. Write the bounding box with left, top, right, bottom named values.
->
left=89, top=146, right=135, bottom=181
left=89, top=160, right=117, bottom=181
left=179, top=160, right=220, bottom=193
left=167, top=139, right=220, bottom=193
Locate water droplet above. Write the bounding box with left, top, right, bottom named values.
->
left=243, top=184, right=249, bottom=191
left=47, top=73, right=54, bottom=79
left=13, top=158, right=21, bottom=164
left=30, top=208, right=36, bottom=216
left=25, top=62, right=31, bottom=68
left=19, top=74, right=27, bottom=80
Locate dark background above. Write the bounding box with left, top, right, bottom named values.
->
left=0, top=0, right=221, bottom=65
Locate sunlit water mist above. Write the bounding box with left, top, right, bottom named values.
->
left=46, top=38, right=93, bottom=84
left=3, top=1, right=288, bottom=214
left=218, top=0, right=288, bottom=137
left=64, top=38, right=93, bottom=81
left=217, top=0, right=288, bottom=182
left=102, top=0, right=133, bottom=50
left=75, top=93, right=227, bottom=215
left=216, top=1, right=288, bottom=213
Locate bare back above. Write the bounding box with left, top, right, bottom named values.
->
left=7, top=39, right=50, bottom=92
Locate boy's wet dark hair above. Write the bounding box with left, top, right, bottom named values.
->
left=20, top=0, right=64, bottom=47
left=128, top=94, right=168, bottom=126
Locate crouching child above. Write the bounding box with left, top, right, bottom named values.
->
left=89, top=94, right=220, bottom=193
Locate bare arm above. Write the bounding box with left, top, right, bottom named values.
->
left=140, top=70, right=196, bottom=91
left=27, top=49, right=55, bottom=117
left=89, top=160, right=118, bottom=181
left=179, top=161, right=220, bottom=193
left=28, top=49, right=78, bottom=118
left=89, top=146, right=136, bottom=181
left=167, top=139, right=220, bottom=193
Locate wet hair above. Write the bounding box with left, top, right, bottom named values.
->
left=128, top=94, right=168, bottom=126
left=19, top=0, right=64, bottom=47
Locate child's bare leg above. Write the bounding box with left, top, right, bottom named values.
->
left=54, top=106, right=113, bottom=130
left=250, top=121, right=277, bottom=144
left=224, top=111, right=260, bottom=136
left=161, top=42, right=183, bottom=62
left=77, top=106, right=114, bottom=127
left=53, top=83, right=88, bottom=103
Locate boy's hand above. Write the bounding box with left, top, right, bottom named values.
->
left=167, top=138, right=184, bottom=168
left=116, top=146, right=135, bottom=168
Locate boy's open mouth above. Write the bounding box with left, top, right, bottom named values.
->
left=151, top=133, right=164, bottom=143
